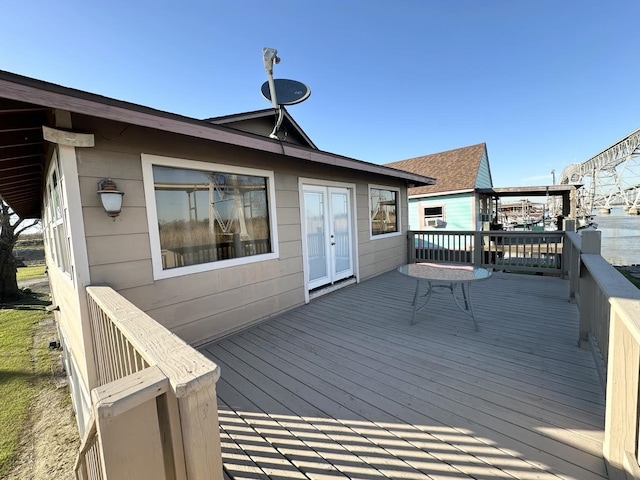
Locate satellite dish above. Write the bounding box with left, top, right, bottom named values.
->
left=261, top=79, right=311, bottom=106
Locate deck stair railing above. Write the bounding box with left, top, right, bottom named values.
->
left=74, top=285, right=223, bottom=480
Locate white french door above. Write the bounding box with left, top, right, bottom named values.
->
left=303, top=185, right=354, bottom=291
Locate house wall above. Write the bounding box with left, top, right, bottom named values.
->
left=42, top=139, right=95, bottom=432
left=475, top=150, right=493, bottom=189
left=409, top=193, right=475, bottom=231
left=72, top=115, right=408, bottom=346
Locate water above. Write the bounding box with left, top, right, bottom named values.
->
left=590, top=208, right=640, bottom=266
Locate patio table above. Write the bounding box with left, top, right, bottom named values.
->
left=397, top=262, right=492, bottom=331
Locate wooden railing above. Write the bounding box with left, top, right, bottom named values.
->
left=564, top=229, right=640, bottom=480
left=409, top=230, right=564, bottom=274
left=75, top=286, right=223, bottom=480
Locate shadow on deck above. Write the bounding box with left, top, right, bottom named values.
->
left=201, top=270, right=607, bottom=480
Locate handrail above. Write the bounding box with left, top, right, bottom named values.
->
left=86, top=286, right=220, bottom=395
left=76, top=286, right=223, bottom=480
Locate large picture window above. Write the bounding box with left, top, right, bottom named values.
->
left=370, top=186, right=400, bottom=237
left=143, top=155, right=278, bottom=278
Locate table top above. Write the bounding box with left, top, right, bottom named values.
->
left=398, top=263, right=492, bottom=282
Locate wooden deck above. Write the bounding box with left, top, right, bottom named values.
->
left=200, top=270, right=607, bottom=480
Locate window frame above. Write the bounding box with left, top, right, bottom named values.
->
left=422, top=205, right=446, bottom=228
left=368, top=184, right=402, bottom=239
left=43, top=151, right=72, bottom=277
left=142, top=154, right=279, bottom=280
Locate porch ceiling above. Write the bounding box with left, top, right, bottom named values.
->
left=0, top=97, right=53, bottom=219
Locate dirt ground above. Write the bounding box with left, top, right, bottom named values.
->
left=4, top=281, right=79, bottom=480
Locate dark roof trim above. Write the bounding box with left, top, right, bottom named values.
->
left=477, top=185, right=582, bottom=197
left=408, top=188, right=475, bottom=198
left=0, top=70, right=435, bottom=187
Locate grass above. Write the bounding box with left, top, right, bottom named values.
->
left=0, top=304, right=49, bottom=477
left=617, top=267, right=640, bottom=290
left=16, top=265, right=46, bottom=281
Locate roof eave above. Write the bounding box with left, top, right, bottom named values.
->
left=0, top=70, right=435, bottom=187
left=408, top=188, right=475, bottom=199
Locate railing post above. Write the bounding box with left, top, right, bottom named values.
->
left=473, top=231, right=482, bottom=266
left=604, top=303, right=640, bottom=480
left=581, top=229, right=601, bottom=254
left=563, top=227, right=580, bottom=301
left=577, top=231, right=602, bottom=347
left=177, top=383, right=223, bottom=479
left=408, top=231, right=416, bottom=263
left=564, top=219, right=575, bottom=233
left=561, top=220, right=576, bottom=280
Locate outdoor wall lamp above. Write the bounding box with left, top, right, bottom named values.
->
left=97, top=178, right=124, bottom=219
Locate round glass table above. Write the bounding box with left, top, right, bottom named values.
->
left=397, top=262, right=492, bottom=330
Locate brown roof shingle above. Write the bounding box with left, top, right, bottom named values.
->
left=386, top=143, right=487, bottom=196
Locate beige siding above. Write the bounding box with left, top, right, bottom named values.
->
left=48, top=267, right=90, bottom=387
left=72, top=115, right=411, bottom=345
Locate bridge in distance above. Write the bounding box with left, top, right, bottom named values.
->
left=559, top=128, right=640, bottom=216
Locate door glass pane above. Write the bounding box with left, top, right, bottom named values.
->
left=305, top=191, right=327, bottom=282
left=332, top=191, right=351, bottom=275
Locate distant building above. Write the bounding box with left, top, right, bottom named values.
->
left=386, top=143, right=494, bottom=231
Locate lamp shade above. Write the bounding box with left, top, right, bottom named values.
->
left=97, top=179, right=124, bottom=217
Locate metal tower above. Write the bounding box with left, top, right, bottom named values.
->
left=559, top=128, right=640, bottom=216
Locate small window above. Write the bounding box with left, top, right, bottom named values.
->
left=423, top=206, right=445, bottom=228
left=370, top=186, right=400, bottom=237
left=143, top=155, right=279, bottom=279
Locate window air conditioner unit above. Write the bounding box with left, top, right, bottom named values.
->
left=425, top=219, right=445, bottom=228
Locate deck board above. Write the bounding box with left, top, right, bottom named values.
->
left=202, top=270, right=607, bottom=480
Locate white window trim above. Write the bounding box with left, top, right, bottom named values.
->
left=43, top=152, right=73, bottom=280
left=422, top=204, right=446, bottom=229
left=142, top=154, right=279, bottom=280
left=368, top=184, right=402, bottom=240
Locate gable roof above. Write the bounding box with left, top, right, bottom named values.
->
left=386, top=143, right=489, bottom=196
left=205, top=108, right=317, bottom=149
left=0, top=69, right=435, bottom=218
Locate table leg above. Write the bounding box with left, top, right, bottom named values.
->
left=411, top=279, right=420, bottom=325
left=462, top=283, right=479, bottom=332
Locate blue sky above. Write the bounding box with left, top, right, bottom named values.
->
left=2, top=0, right=639, bottom=187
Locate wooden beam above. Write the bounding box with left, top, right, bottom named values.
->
left=0, top=148, right=43, bottom=162
left=42, top=125, right=94, bottom=147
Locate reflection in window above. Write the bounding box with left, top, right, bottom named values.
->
left=152, top=165, right=271, bottom=269
left=370, top=187, right=398, bottom=236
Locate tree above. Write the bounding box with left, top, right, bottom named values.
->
left=0, top=198, right=40, bottom=302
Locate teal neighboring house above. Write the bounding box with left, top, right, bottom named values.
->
left=386, top=143, right=494, bottom=231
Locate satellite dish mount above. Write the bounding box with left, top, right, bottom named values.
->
left=263, top=47, right=283, bottom=139
left=261, top=47, right=311, bottom=140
